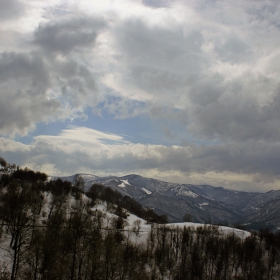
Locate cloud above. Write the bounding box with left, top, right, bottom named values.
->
left=214, top=36, right=252, bottom=64
left=106, top=11, right=280, bottom=143
left=104, top=18, right=210, bottom=112
left=2, top=127, right=280, bottom=191
left=3, top=0, right=279, bottom=143
left=1, top=0, right=280, bottom=192
left=0, top=51, right=50, bottom=86
left=33, top=16, right=106, bottom=55
left=187, top=79, right=280, bottom=142
left=103, top=97, right=146, bottom=119
left=112, top=20, right=205, bottom=74
left=37, top=126, right=127, bottom=144
left=0, top=50, right=98, bottom=136
left=0, top=13, right=108, bottom=136
left=0, top=52, right=60, bottom=136
left=0, top=0, right=25, bottom=21
left=142, top=0, right=171, bottom=9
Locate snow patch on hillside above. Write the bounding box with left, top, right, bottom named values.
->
left=118, top=182, right=126, bottom=188
left=171, top=186, right=198, bottom=198
left=118, top=179, right=131, bottom=188
left=142, top=188, right=152, bottom=195
left=170, top=222, right=251, bottom=239
left=199, top=203, right=209, bottom=208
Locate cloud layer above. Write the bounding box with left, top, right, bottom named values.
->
left=1, top=0, right=280, bottom=191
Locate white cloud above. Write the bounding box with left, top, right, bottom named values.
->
left=2, top=127, right=280, bottom=192
left=36, top=126, right=127, bottom=144
left=0, top=12, right=107, bottom=136
left=1, top=0, right=280, bottom=191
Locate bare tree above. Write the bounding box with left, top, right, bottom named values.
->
left=132, top=220, right=142, bottom=236
left=0, top=180, right=43, bottom=280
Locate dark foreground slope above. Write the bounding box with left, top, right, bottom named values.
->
left=1, top=167, right=280, bottom=280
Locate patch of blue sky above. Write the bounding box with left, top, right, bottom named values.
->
left=14, top=121, right=65, bottom=145
left=15, top=101, right=219, bottom=147
left=76, top=108, right=173, bottom=145
left=13, top=109, right=159, bottom=146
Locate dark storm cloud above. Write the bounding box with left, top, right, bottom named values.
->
left=0, top=0, right=25, bottom=20
left=34, top=17, right=107, bottom=54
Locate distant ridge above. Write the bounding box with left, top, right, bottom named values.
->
left=53, top=173, right=280, bottom=230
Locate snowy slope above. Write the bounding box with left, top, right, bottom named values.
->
left=53, top=173, right=280, bottom=229
left=85, top=199, right=251, bottom=243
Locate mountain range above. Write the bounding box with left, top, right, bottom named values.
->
left=52, top=173, right=280, bottom=230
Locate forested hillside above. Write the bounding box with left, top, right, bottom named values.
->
left=1, top=158, right=280, bottom=279
left=54, top=173, right=280, bottom=230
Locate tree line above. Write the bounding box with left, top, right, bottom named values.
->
left=0, top=160, right=280, bottom=279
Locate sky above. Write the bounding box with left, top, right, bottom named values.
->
left=1, top=0, right=280, bottom=192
